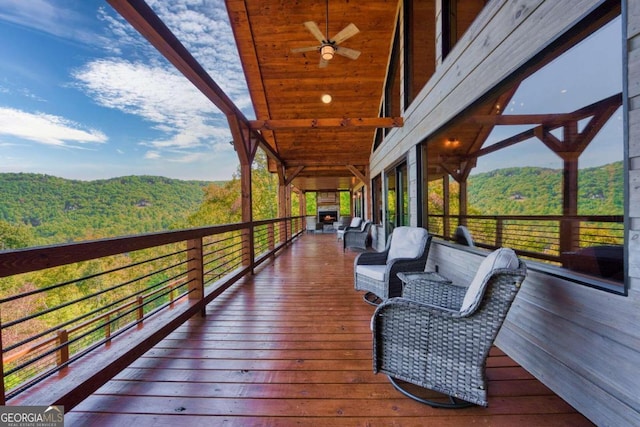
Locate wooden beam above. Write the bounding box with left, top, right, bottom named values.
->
left=347, top=165, right=368, bottom=184
left=285, top=166, right=304, bottom=186
left=467, top=93, right=621, bottom=126
left=106, top=0, right=284, bottom=167
left=249, top=117, right=404, bottom=130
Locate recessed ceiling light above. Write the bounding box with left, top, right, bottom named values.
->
left=321, top=94, right=332, bottom=104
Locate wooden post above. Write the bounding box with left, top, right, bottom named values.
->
left=187, top=237, right=205, bottom=317
left=1, top=310, right=5, bottom=405
left=443, top=175, right=450, bottom=238
left=240, top=161, right=254, bottom=272
left=560, top=158, right=580, bottom=254
left=105, top=314, right=112, bottom=342
left=136, top=296, right=144, bottom=324
left=268, top=222, right=275, bottom=252
left=56, top=329, right=69, bottom=367
left=496, top=217, right=504, bottom=247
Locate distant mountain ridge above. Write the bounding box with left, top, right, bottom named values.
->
left=0, top=161, right=623, bottom=247
left=0, top=173, right=218, bottom=244
left=467, top=161, right=623, bottom=215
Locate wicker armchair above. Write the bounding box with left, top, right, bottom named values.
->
left=336, top=216, right=361, bottom=240
left=372, top=247, right=527, bottom=408
left=354, top=226, right=431, bottom=305
left=343, top=220, right=372, bottom=251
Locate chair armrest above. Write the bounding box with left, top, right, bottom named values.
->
left=402, top=279, right=466, bottom=310
left=354, top=250, right=388, bottom=265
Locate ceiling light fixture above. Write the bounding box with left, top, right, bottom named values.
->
left=321, top=93, right=332, bottom=103
left=320, top=44, right=335, bottom=60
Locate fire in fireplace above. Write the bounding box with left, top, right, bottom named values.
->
left=318, top=210, right=338, bottom=224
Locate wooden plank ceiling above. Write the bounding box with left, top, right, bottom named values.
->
left=225, top=0, right=401, bottom=192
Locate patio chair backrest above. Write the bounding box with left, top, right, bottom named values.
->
left=350, top=217, right=362, bottom=228
left=460, top=247, right=519, bottom=314
left=387, top=226, right=429, bottom=262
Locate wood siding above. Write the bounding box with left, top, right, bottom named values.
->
left=372, top=0, right=640, bottom=425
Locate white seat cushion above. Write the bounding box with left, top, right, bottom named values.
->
left=387, top=227, right=428, bottom=261
left=460, top=248, right=519, bottom=313
left=356, top=264, right=387, bottom=282
left=349, top=217, right=362, bottom=228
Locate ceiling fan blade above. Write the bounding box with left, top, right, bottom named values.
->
left=335, top=46, right=361, bottom=60
left=331, top=23, right=359, bottom=44
left=319, top=57, right=329, bottom=68
left=304, top=21, right=326, bottom=43
left=291, top=45, right=320, bottom=53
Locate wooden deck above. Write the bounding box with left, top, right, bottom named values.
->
left=65, top=233, right=594, bottom=426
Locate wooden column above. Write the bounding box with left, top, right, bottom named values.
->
left=443, top=174, right=450, bottom=238
left=187, top=237, right=205, bottom=317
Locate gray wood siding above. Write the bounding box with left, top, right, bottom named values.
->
left=371, top=0, right=640, bottom=425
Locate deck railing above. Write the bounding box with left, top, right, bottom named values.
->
left=428, top=214, right=623, bottom=260
left=0, top=216, right=303, bottom=405
left=428, top=214, right=624, bottom=285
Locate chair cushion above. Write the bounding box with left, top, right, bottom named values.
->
left=460, top=247, right=519, bottom=313
left=356, top=264, right=387, bottom=282
left=350, top=217, right=362, bottom=228
left=387, top=227, right=429, bottom=262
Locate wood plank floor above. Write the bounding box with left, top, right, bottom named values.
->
left=66, top=233, right=594, bottom=426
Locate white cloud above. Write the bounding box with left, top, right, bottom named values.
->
left=144, top=150, right=161, bottom=160
left=0, top=107, right=107, bottom=147
left=73, top=58, right=234, bottom=155
left=0, top=0, right=101, bottom=46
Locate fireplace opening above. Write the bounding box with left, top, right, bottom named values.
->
left=318, top=210, right=338, bottom=225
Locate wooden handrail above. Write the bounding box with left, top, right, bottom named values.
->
left=0, top=217, right=304, bottom=407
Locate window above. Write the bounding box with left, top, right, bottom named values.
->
left=441, top=0, right=487, bottom=60
left=372, top=175, right=383, bottom=224
left=423, top=8, right=625, bottom=293
left=386, top=161, right=409, bottom=235
left=384, top=22, right=401, bottom=136
left=404, top=0, right=436, bottom=106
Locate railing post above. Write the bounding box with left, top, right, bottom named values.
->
left=105, top=314, right=112, bottom=342
left=496, top=218, right=503, bottom=247
left=187, top=237, right=205, bottom=317
left=0, top=311, right=5, bottom=405
left=136, top=296, right=144, bottom=324
left=56, top=329, right=69, bottom=367
left=170, top=282, right=176, bottom=308
left=268, top=222, right=275, bottom=252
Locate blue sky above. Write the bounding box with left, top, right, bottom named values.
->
left=473, top=16, right=623, bottom=175
left=0, top=0, right=251, bottom=181
left=0, top=2, right=623, bottom=181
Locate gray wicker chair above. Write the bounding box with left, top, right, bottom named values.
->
left=337, top=216, right=361, bottom=240
left=372, top=247, right=526, bottom=408
left=354, top=226, right=431, bottom=305
left=343, top=220, right=372, bottom=251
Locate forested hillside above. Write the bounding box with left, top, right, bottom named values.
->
left=0, top=174, right=216, bottom=247
left=467, top=161, right=623, bottom=215
left=0, top=161, right=622, bottom=250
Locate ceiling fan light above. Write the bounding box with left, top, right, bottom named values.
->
left=321, top=45, right=334, bottom=60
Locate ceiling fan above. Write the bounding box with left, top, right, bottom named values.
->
left=290, top=0, right=361, bottom=68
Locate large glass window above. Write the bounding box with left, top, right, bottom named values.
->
left=424, top=10, right=624, bottom=293
left=372, top=175, right=383, bottom=225
left=384, top=24, right=401, bottom=136
left=404, top=0, right=436, bottom=106
left=386, top=162, right=409, bottom=235
left=442, top=0, right=487, bottom=60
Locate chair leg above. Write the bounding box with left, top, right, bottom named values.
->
left=363, top=292, right=382, bottom=306
left=387, top=376, right=475, bottom=409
